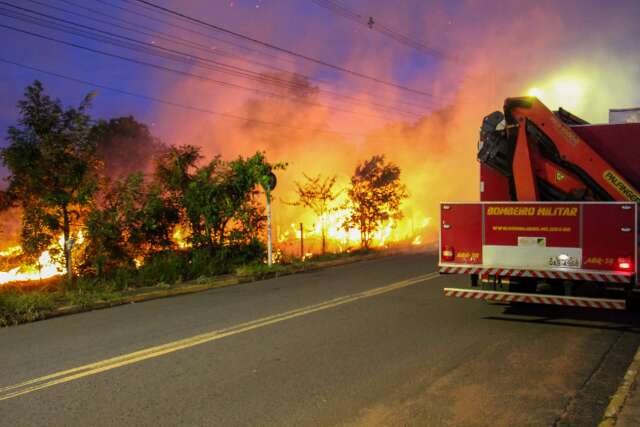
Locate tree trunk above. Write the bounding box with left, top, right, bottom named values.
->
left=62, top=205, right=72, bottom=286
left=203, top=221, right=214, bottom=252
left=218, top=219, right=229, bottom=246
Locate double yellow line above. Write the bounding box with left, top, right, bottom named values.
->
left=0, top=272, right=439, bottom=401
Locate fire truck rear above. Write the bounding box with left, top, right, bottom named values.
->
left=439, top=97, right=639, bottom=310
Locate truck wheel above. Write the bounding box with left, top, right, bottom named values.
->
left=470, top=274, right=479, bottom=288
left=626, top=293, right=640, bottom=312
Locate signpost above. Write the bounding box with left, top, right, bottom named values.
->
left=262, top=171, right=277, bottom=267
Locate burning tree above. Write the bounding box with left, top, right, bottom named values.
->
left=1, top=81, right=99, bottom=282
left=292, top=174, right=339, bottom=254
left=155, top=146, right=283, bottom=252
left=344, top=155, right=407, bottom=249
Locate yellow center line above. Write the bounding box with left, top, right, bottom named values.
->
left=0, top=272, right=440, bottom=401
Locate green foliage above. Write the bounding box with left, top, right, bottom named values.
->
left=67, top=279, right=121, bottom=307
left=344, top=155, right=408, bottom=248
left=83, top=173, right=179, bottom=275
left=78, top=241, right=265, bottom=291
left=137, top=251, right=187, bottom=286
left=1, top=81, right=99, bottom=272
left=235, top=262, right=287, bottom=277
left=0, top=290, right=56, bottom=326
left=154, top=144, right=202, bottom=197
left=20, top=200, right=55, bottom=262
left=155, top=147, right=283, bottom=250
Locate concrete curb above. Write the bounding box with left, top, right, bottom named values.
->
left=10, top=249, right=425, bottom=326
left=599, top=345, right=640, bottom=426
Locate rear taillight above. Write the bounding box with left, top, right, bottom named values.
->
left=617, top=257, right=632, bottom=271
left=442, top=246, right=455, bottom=262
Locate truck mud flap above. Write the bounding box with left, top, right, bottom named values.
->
left=443, top=288, right=626, bottom=310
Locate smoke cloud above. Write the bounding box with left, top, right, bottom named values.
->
left=2, top=0, right=638, bottom=253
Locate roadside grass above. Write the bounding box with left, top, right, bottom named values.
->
left=235, top=262, right=289, bottom=277
left=0, top=247, right=391, bottom=327
left=0, top=290, right=56, bottom=327
left=66, top=280, right=122, bottom=308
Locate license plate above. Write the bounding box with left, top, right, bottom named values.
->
left=548, top=256, right=579, bottom=267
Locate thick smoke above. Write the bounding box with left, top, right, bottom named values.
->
left=146, top=0, right=639, bottom=251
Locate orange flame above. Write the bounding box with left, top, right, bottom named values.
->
left=0, top=232, right=84, bottom=286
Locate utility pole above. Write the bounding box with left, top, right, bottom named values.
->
left=300, top=222, right=304, bottom=260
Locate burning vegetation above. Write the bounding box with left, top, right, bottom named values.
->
left=0, top=81, right=433, bottom=288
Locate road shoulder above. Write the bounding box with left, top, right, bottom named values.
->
left=3, top=249, right=431, bottom=327
left=601, top=344, right=640, bottom=426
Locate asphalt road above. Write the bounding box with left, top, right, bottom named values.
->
left=1, top=253, right=639, bottom=426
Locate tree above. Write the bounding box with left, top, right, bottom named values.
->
left=154, top=146, right=283, bottom=251
left=292, top=174, right=339, bottom=254
left=180, top=151, right=283, bottom=250
left=90, top=116, right=166, bottom=179
left=344, top=155, right=407, bottom=248
left=1, top=81, right=98, bottom=281
left=154, top=144, right=202, bottom=241
left=20, top=199, right=57, bottom=275
left=83, top=173, right=179, bottom=275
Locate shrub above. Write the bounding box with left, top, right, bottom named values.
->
left=67, top=279, right=121, bottom=307
left=235, top=262, right=287, bottom=277
left=0, top=290, right=56, bottom=326
left=138, top=251, right=187, bottom=287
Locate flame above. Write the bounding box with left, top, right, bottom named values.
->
left=0, top=232, right=85, bottom=286
left=0, top=245, right=21, bottom=257
left=172, top=227, right=190, bottom=249
left=276, top=193, right=432, bottom=255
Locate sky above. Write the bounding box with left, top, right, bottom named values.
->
left=1, top=0, right=639, bottom=140
left=0, top=0, right=639, bottom=249
left=0, top=0, right=456, bottom=141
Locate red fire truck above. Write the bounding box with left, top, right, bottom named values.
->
left=439, top=97, right=639, bottom=310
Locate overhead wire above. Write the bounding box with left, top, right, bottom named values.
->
left=309, top=0, right=459, bottom=63
left=54, top=0, right=436, bottom=112
left=45, top=0, right=434, bottom=114
left=98, top=0, right=443, bottom=110
left=3, top=1, right=430, bottom=119
left=130, top=0, right=448, bottom=101
left=0, top=56, right=366, bottom=138
left=0, top=6, right=426, bottom=121
left=0, top=20, right=413, bottom=123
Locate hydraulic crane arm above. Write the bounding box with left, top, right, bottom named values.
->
left=478, top=97, right=640, bottom=202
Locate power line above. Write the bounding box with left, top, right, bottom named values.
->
left=0, top=15, right=418, bottom=122
left=96, top=0, right=441, bottom=111
left=102, top=0, right=302, bottom=68
left=36, top=0, right=297, bottom=77
left=2, top=1, right=430, bottom=118
left=0, top=56, right=365, bottom=138
left=310, top=0, right=459, bottom=63
left=131, top=0, right=446, bottom=100
left=48, top=0, right=434, bottom=114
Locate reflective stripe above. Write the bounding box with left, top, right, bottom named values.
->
left=443, top=288, right=626, bottom=310
left=439, top=266, right=632, bottom=283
